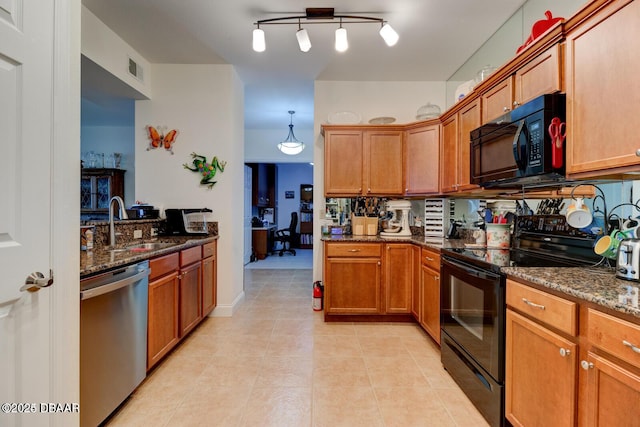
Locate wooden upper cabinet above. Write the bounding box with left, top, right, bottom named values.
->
left=565, top=0, right=640, bottom=178
left=457, top=99, right=481, bottom=192
left=324, top=128, right=364, bottom=196
left=440, top=115, right=458, bottom=193
left=404, top=123, right=440, bottom=195
left=482, top=44, right=561, bottom=124
left=364, top=129, right=404, bottom=196
left=324, top=126, right=403, bottom=196
left=482, top=76, right=514, bottom=123
left=515, top=43, right=562, bottom=107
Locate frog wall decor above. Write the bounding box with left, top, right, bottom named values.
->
left=183, top=152, right=227, bottom=189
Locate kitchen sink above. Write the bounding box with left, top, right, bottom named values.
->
left=107, top=242, right=176, bottom=253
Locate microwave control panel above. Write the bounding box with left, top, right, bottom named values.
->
left=527, top=119, right=543, bottom=168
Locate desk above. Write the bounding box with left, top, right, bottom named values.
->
left=252, top=225, right=277, bottom=260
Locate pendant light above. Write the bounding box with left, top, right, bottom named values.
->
left=277, top=111, right=305, bottom=155
left=335, top=18, right=348, bottom=52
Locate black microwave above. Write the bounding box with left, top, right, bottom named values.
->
left=470, top=93, right=566, bottom=188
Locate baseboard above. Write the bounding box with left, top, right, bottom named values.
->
left=208, top=290, right=246, bottom=317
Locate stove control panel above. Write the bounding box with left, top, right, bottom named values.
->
left=515, top=215, right=594, bottom=237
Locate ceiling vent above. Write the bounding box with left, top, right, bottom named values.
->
left=127, top=56, right=143, bottom=82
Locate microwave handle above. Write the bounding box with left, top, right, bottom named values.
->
left=512, top=120, right=528, bottom=172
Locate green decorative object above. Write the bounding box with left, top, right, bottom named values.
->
left=183, top=152, right=227, bottom=189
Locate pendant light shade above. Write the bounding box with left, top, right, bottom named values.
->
left=335, top=25, right=348, bottom=52
left=278, top=111, right=305, bottom=155
left=296, top=28, right=311, bottom=52
left=252, top=27, right=266, bottom=52
left=379, top=23, right=399, bottom=46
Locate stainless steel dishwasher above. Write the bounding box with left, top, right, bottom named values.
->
left=80, top=261, right=150, bottom=427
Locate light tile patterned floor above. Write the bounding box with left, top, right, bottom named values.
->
left=106, top=269, right=490, bottom=427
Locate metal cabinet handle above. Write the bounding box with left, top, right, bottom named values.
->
left=623, top=340, right=640, bottom=354
left=435, top=276, right=440, bottom=281
left=580, top=360, right=594, bottom=370
left=522, top=298, right=545, bottom=310
left=503, top=106, right=511, bottom=112
left=513, top=101, right=521, bottom=108
left=559, top=348, right=571, bottom=357
left=20, top=270, right=54, bottom=293
left=425, top=256, right=434, bottom=261
left=636, top=149, right=640, bottom=157
left=348, top=249, right=361, bottom=252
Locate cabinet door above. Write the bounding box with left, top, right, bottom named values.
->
left=364, top=130, right=403, bottom=195
left=202, top=255, right=217, bottom=316
left=147, top=271, right=180, bottom=370
left=565, top=0, right=640, bottom=177
left=420, top=264, right=440, bottom=344
left=506, top=309, right=577, bottom=427
left=482, top=75, right=514, bottom=123
left=179, top=262, right=202, bottom=337
left=582, top=351, right=640, bottom=427
left=515, top=44, right=561, bottom=107
left=384, top=244, right=413, bottom=314
left=325, top=258, right=381, bottom=314
left=440, top=115, right=458, bottom=193
left=404, top=124, right=440, bottom=195
left=457, top=99, right=481, bottom=192
left=411, top=246, right=421, bottom=319
left=324, top=129, right=364, bottom=196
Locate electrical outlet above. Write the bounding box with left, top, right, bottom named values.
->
left=133, top=230, right=143, bottom=239
left=151, top=228, right=158, bottom=237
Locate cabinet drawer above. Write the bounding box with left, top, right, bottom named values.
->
left=180, top=246, right=202, bottom=266
left=149, top=252, right=179, bottom=281
left=325, top=243, right=381, bottom=258
left=202, top=242, right=216, bottom=259
left=506, top=280, right=577, bottom=336
left=421, top=248, right=440, bottom=271
left=588, top=308, right=640, bottom=369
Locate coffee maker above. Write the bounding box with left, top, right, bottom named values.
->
left=380, top=200, right=412, bottom=237
left=616, top=239, right=640, bottom=281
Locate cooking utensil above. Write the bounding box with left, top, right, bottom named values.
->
left=548, top=117, right=566, bottom=168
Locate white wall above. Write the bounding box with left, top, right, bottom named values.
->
left=135, top=64, right=245, bottom=316
left=81, top=5, right=152, bottom=99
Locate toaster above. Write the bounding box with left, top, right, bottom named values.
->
left=616, top=239, right=640, bottom=281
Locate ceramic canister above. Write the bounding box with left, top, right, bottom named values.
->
left=486, top=223, right=511, bottom=248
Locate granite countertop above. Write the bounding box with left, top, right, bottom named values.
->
left=80, top=235, right=218, bottom=278
left=502, top=266, right=640, bottom=319
left=322, top=234, right=640, bottom=320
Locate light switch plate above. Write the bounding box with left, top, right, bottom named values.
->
left=133, top=230, right=143, bottom=239
left=151, top=228, right=158, bottom=237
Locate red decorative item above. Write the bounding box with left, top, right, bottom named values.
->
left=516, top=11, right=564, bottom=54
left=548, top=117, right=566, bottom=169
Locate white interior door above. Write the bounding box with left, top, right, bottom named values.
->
left=0, top=1, right=78, bottom=426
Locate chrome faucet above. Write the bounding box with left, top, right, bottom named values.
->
left=109, top=196, right=128, bottom=246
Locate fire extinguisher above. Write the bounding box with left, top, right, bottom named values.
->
left=313, top=281, right=324, bottom=311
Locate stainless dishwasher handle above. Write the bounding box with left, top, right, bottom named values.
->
left=80, top=269, right=149, bottom=300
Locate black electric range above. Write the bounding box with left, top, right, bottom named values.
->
left=442, top=214, right=602, bottom=273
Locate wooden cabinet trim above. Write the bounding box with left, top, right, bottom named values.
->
left=149, top=252, right=179, bottom=281
left=587, top=308, right=640, bottom=369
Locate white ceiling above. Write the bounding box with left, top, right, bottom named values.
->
left=81, top=0, right=527, bottom=130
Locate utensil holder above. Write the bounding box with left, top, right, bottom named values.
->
left=351, top=214, right=365, bottom=236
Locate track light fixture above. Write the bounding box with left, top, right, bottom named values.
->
left=252, top=8, right=399, bottom=53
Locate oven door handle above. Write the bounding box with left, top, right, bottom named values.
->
left=443, top=257, right=501, bottom=281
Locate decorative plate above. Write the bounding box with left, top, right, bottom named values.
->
left=327, top=111, right=361, bottom=124
left=368, top=116, right=396, bottom=124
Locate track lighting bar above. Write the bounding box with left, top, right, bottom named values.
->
left=252, top=8, right=398, bottom=53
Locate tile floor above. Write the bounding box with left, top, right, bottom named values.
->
left=106, top=268, right=490, bottom=427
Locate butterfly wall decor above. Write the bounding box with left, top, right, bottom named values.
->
left=146, top=125, right=178, bottom=154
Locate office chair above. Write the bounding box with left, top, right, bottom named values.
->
left=274, top=212, right=297, bottom=256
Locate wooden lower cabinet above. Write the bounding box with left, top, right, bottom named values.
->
left=505, top=309, right=577, bottom=427
left=179, top=260, right=202, bottom=337
left=419, top=248, right=440, bottom=344
left=147, top=253, right=180, bottom=370
left=384, top=243, right=413, bottom=314
left=324, top=257, right=382, bottom=315
left=201, top=241, right=217, bottom=316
